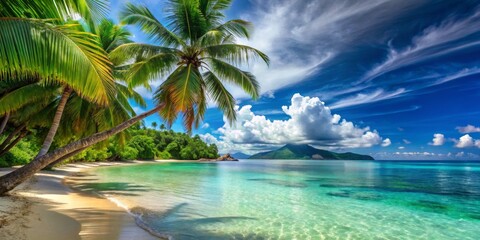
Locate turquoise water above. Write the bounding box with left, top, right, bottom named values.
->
left=71, top=160, right=480, bottom=239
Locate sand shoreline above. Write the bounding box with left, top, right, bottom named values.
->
left=0, top=161, right=164, bottom=240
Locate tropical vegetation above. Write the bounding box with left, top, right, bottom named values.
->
left=0, top=0, right=268, bottom=195
left=0, top=126, right=218, bottom=167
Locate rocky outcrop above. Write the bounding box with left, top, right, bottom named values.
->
left=198, top=153, right=239, bottom=162
left=216, top=153, right=239, bottom=161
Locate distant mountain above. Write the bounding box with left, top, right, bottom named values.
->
left=248, top=144, right=374, bottom=160
left=230, top=152, right=251, bottom=159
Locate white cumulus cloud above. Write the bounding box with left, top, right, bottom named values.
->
left=201, top=93, right=385, bottom=154
left=381, top=138, right=391, bottom=147
left=430, top=133, right=445, bottom=146
left=455, top=134, right=475, bottom=148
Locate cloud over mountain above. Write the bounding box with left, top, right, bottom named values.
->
left=202, top=93, right=384, bottom=153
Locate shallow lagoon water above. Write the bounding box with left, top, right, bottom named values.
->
left=72, top=160, right=480, bottom=239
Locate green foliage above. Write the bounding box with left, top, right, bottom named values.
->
left=0, top=138, right=39, bottom=167
left=0, top=126, right=219, bottom=166
left=117, top=128, right=219, bottom=160
left=84, top=147, right=112, bottom=161
left=119, top=146, right=139, bottom=160
left=58, top=128, right=218, bottom=163
left=127, top=135, right=157, bottom=159
left=0, top=18, right=114, bottom=105
left=157, top=150, right=171, bottom=159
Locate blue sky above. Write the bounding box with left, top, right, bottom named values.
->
left=111, top=0, right=480, bottom=160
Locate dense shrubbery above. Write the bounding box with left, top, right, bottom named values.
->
left=0, top=135, right=39, bottom=167
left=0, top=126, right=218, bottom=167
left=68, top=127, right=219, bottom=162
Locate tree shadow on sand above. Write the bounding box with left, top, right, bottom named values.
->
left=133, top=203, right=267, bottom=240
left=69, top=182, right=150, bottom=196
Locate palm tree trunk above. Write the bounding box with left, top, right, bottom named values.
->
left=0, top=105, right=162, bottom=195
left=36, top=86, right=72, bottom=157
left=0, top=130, right=27, bottom=157
left=0, top=124, right=25, bottom=152
left=44, top=146, right=88, bottom=169
left=0, top=113, right=9, bottom=135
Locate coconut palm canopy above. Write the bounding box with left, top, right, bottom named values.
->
left=111, top=0, right=269, bottom=132
left=0, top=0, right=269, bottom=194
left=0, top=0, right=113, bottom=105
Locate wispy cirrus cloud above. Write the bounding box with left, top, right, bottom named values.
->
left=363, top=8, right=480, bottom=82
left=330, top=88, right=406, bottom=109
left=231, top=0, right=412, bottom=98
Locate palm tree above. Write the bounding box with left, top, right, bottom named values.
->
left=44, top=20, right=142, bottom=168
left=0, top=0, right=268, bottom=195
left=111, top=1, right=269, bottom=132
left=0, top=80, right=59, bottom=157
left=151, top=122, right=158, bottom=129
left=0, top=0, right=114, bottom=159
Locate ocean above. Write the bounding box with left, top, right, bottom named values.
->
left=70, top=160, right=480, bottom=239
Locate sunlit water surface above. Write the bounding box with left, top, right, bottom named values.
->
left=70, top=160, right=480, bottom=239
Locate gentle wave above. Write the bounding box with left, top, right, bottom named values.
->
left=102, top=194, right=175, bottom=239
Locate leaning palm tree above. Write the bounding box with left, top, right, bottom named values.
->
left=0, top=0, right=268, bottom=195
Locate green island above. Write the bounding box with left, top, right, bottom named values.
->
left=249, top=144, right=374, bottom=160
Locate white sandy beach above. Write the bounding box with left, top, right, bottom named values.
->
left=0, top=162, right=161, bottom=240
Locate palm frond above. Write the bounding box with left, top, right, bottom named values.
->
left=215, top=19, right=251, bottom=39
left=120, top=3, right=184, bottom=47
left=158, top=64, right=203, bottom=112
left=194, top=85, right=207, bottom=129
left=0, top=18, right=114, bottom=105
left=198, top=0, right=232, bottom=27
left=204, top=44, right=270, bottom=66
left=208, top=58, right=260, bottom=99
left=109, top=43, right=179, bottom=65
left=8, top=96, right=57, bottom=125
left=95, top=19, right=132, bottom=53
left=204, top=71, right=236, bottom=124
left=156, top=91, right=179, bottom=128
left=67, top=0, right=110, bottom=24
left=198, top=19, right=251, bottom=47
left=165, top=0, right=208, bottom=42
left=0, top=83, right=60, bottom=115
left=123, top=53, right=179, bottom=88
left=0, top=0, right=109, bottom=23
left=114, top=83, right=147, bottom=107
